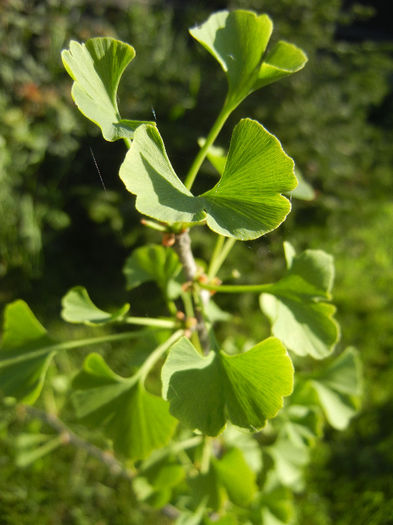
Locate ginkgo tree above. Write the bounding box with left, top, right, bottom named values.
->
left=0, top=9, right=362, bottom=524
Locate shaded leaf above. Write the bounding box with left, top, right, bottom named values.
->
left=162, top=337, right=293, bottom=436
left=0, top=301, right=55, bottom=403
left=223, top=426, right=262, bottom=472
left=119, top=119, right=296, bottom=241
left=62, top=38, right=151, bottom=141
left=310, top=347, right=362, bottom=430
left=72, top=353, right=177, bottom=459
left=259, top=483, right=294, bottom=525
left=123, top=244, right=183, bottom=299
left=279, top=405, right=322, bottom=448
left=290, top=167, right=315, bottom=201
left=260, top=243, right=339, bottom=358
left=61, top=286, right=130, bottom=326
left=266, top=436, right=310, bottom=489
left=189, top=10, right=307, bottom=108
left=213, top=447, right=257, bottom=506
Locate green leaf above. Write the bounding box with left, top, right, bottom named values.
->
left=202, top=119, right=296, bottom=239
left=162, top=337, right=293, bottom=436
left=213, top=447, right=257, bottom=506
left=279, top=405, right=322, bottom=448
left=189, top=467, right=226, bottom=511
left=260, top=242, right=340, bottom=358
left=0, top=301, right=55, bottom=403
left=310, top=347, right=362, bottom=430
left=119, top=119, right=296, bottom=241
left=72, top=353, right=177, bottom=459
left=189, top=10, right=307, bottom=108
left=62, top=38, right=151, bottom=141
left=15, top=434, right=63, bottom=468
left=61, top=286, right=130, bottom=326
left=290, top=167, right=315, bottom=201
left=259, top=484, right=294, bottom=525
left=123, top=244, right=183, bottom=299
left=223, top=426, right=262, bottom=472
left=266, top=436, right=310, bottom=489
left=119, top=123, right=205, bottom=225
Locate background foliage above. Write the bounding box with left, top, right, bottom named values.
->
left=1, top=0, right=392, bottom=523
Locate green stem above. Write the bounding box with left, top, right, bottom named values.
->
left=184, top=102, right=232, bottom=191
left=123, top=316, right=176, bottom=329
left=137, top=329, right=183, bottom=382
left=207, top=237, right=236, bottom=279
left=199, top=281, right=276, bottom=294
left=181, top=290, right=195, bottom=320
left=0, top=329, right=156, bottom=368
left=140, top=435, right=202, bottom=472
left=200, top=436, right=212, bottom=474
left=123, top=137, right=132, bottom=149
left=207, top=236, right=225, bottom=279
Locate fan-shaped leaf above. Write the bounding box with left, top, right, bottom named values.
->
left=72, top=353, right=177, bottom=459
left=202, top=119, right=296, bottom=239
left=61, top=286, right=130, bottom=326
left=123, top=245, right=183, bottom=299
left=0, top=301, right=55, bottom=403
left=260, top=243, right=339, bottom=358
left=213, top=447, right=257, bottom=506
left=119, top=119, right=296, bottom=241
left=162, top=337, right=293, bottom=436
left=62, top=38, right=151, bottom=140
left=310, top=347, right=362, bottom=429
left=189, top=10, right=307, bottom=108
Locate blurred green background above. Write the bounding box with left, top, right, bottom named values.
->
left=0, top=0, right=392, bottom=523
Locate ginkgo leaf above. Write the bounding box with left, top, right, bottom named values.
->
left=72, top=352, right=177, bottom=459
left=119, top=119, right=296, bottom=241
left=213, top=447, right=257, bottom=506
left=161, top=337, right=293, bottom=436
left=61, top=286, right=130, bottom=326
left=202, top=119, right=296, bottom=239
left=260, top=243, right=340, bottom=358
left=266, top=436, right=310, bottom=489
left=0, top=301, right=55, bottom=404
left=62, top=37, right=151, bottom=141
left=310, top=347, right=362, bottom=430
left=189, top=10, right=307, bottom=108
left=123, top=245, right=183, bottom=299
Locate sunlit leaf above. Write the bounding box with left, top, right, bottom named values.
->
left=260, top=242, right=340, bottom=358
left=72, top=353, right=177, bottom=459
left=190, top=10, right=307, bottom=108
left=62, top=37, right=151, bottom=140
left=61, top=286, right=130, bottom=326
left=119, top=119, right=296, bottom=241
left=162, top=337, right=293, bottom=436
left=0, top=301, right=55, bottom=403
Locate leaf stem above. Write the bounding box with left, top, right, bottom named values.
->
left=207, top=237, right=236, bottom=279
left=137, top=329, right=184, bottom=382
left=200, top=435, right=212, bottom=474
left=174, top=231, right=210, bottom=353
left=123, top=316, right=176, bottom=329
left=123, top=137, right=132, bottom=149
left=0, top=329, right=158, bottom=368
left=198, top=281, right=276, bottom=294
left=184, top=102, right=232, bottom=190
